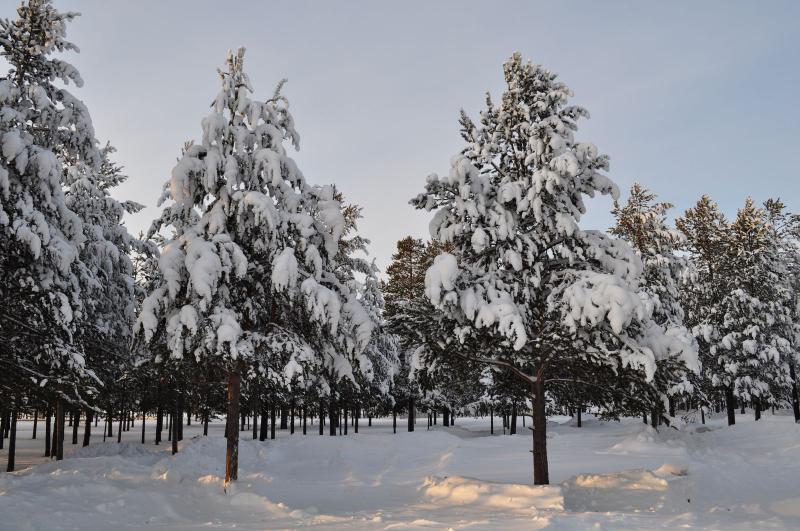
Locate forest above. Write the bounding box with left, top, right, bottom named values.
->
left=1, top=2, right=799, bottom=529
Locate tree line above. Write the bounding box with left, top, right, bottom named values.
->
left=1, top=1, right=798, bottom=487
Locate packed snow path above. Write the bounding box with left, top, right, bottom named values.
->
left=1, top=413, right=799, bottom=529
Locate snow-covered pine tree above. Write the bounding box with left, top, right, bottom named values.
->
left=0, top=0, right=98, bottom=416
left=610, top=183, right=698, bottom=424
left=64, top=144, right=150, bottom=442
left=138, top=48, right=367, bottom=481
left=762, top=199, right=800, bottom=422
left=411, top=54, right=696, bottom=484
left=715, top=199, right=793, bottom=420
left=676, top=195, right=732, bottom=421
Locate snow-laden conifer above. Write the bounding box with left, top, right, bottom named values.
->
left=411, top=54, right=697, bottom=484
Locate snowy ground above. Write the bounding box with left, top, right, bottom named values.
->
left=1, top=411, right=799, bottom=530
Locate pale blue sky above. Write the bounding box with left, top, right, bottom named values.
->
left=26, top=1, right=800, bottom=271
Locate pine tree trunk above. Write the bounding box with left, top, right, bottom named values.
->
left=171, top=401, right=179, bottom=455
left=790, top=363, right=800, bottom=423
left=203, top=408, right=209, bottom=436
left=700, top=407, right=705, bottom=425
left=32, top=409, right=37, bottom=440
left=433, top=410, right=437, bottom=425
left=407, top=398, right=415, bottom=432
left=71, top=408, right=79, bottom=445
left=56, top=400, right=65, bottom=461
left=280, top=408, right=288, bottom=430
left=44, top=406, right=51, bottom=457
left=290, top=403, right=295, bottom=435
left=329, top=397, right=337, bottom=436
left=117, top=406, right=123, bottom=443
left=141, top=410, right=146, bottom=444
left=344, top=408, right=348, bottom=435
left=354, top=405, right=358, bottom=434
left=532, top=379, right=549, bottom=485
left=0, top=411, right=5, bottom=450
left=155, top=406, right=163, bottom=444
left=259, top=406, right=267, bottom=441
left=252, top=398, right=259, bottom=441
left=442, top=408, right=449, bottom=427
left=577, top=407, right=582, bottom=428
left=318, top=400, right=324, bottom=436
left=83, top=409, right=92, bottom=447
left=271, top=404, right=276, bottom=439
left=225, top=369, right=241, bottom=483
left=754, top=401, right=761, bottom=421
left=725, top=386, right=736, bottom=426
left=510, top=404, right=517, bottom=435
left=302, top=407, right=307, bottom=435
left=490, top=404, right=494, bottom=434
left=392, top=406, right=397, bottom=434
left=669, top=398, right=676, bottom=418
left=6, top=406, right=17, bottom=472
left=177, top=395, right=184, bottom=441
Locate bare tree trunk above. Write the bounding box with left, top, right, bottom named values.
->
left=329, top=396, right=337, bottom=436
left=532, top=379, right=549, bottom=485
left=155, top=407, right=163, bottom=444
left=252, top=398, right=259, bottom=441
left=725, top=386, right=736, bottom=426
left=44, top=406, right=51, bottom=457
left=56, top=400, right=65, bottom=461
left=407, top=398, right=415, bottom=432
left=319, top=400, right=324, bottom=436
left=510, top=403, right=517, bottom=435
left=302, top=407, right=307, bottom=435
left=32, top=409, right=37, bottom=440
left=83, top=409, right=93, bottom=447
left=225, top=369, right=241, bottom=483
left=171, top=401, right=179, bottom=455
left=271, top=404, right=276, bottom=440
left=490, top=404, right=494, bottom=434
left=72, top=408, right=80, bottom=445
left=754, top=400, right=761, bottom=421
left=6, top=406, right=17, bottom=472
left=141, top=410, right=146, bottom=444
left=392, top=406, right=397, bottom=434
left=790, top=362, right=800, bottom=423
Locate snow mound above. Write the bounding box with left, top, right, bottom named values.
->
left=422, top=475, right=563, bottom=513
left=562, top=466, right=688, bottom=513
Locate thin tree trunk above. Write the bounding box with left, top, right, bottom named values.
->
left=44, top=406, right=51, bottom=457
left=172, top=401, right=179, bottom=455
left=392, top=406, right=397, bottom=434
left=141, top=410, right=146, bottom=444
left=754, top=400, right=761, bottom=421
left=271, top=404, right=276, bottom=440
left=407, top=398, right=415, bottom=432
left=319, top=400, right=324, bottom=436
left=725, top=386, right=736, bottom=426
left=510, top=403, right=517, bottom=435
left=6, top=407, right=17, bottom=472
left=117, top=406, right=123, bottom=443
left=302, top=407, right=307, bottom=435
left=252, top=399, right=259, bottom=441
left=56, top=400, right=65, bottom=461
left=83, top=409, right=93, bottom=447
left=32, top=409, right=37, bottom=440
left=790, top=363, right=800, bottom=423
left=577, top=407, right=582, bottom=428
left=72, top=408, right=80, bottom=445
left=225, top=369, right=241, bottom=483
left=329, top=396, right=337, bottom=436
left=290, top=403, right=295, bottom=435
left=490, top=404, right=494, bottom=434
left=155, top=406, right=163, bottom=445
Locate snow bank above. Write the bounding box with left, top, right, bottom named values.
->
left=422, top=475, right=563, bottom=512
